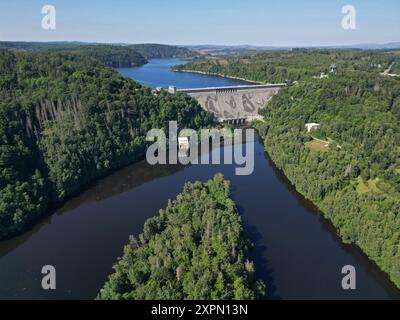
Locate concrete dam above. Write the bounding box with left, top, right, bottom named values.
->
left=175, top=84, right=286, bottom=124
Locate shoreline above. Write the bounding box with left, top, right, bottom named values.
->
left=252, top=123, right=400, bottom=292
left=172, top=69, right=264, bottom=84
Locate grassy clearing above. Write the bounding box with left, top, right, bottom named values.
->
left=305, top=139, right=330, bottom=152
left=305, top=136, right=342, bottom=152
left=353, top=176, right=384, bottom=195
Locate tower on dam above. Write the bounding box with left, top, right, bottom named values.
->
left=176, top=84, right=286, bottom=124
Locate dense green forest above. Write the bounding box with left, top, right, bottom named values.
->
left=0, top=41, right=199, bottom=66
left=390, top=61, right=400, bottom=75
left=49, top=45, right=148, bottom=68
left=127, top=44, right=196, bottom=59
left=0, top=41, right=80, bottom=50
left=0, top=42, right=148, bottom=68
left=173, top=49, right=399, bottom=83
left=98, top=174, right=265, bottom=300
left=177, top=49, right=400, bottom=288
left=253, top=70, right=400, bottom=287
left=0, top=49, right=213, bottom=239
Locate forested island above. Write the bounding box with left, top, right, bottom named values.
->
left=178, top=49, right=400, bottom=288
left=0, top=48, right=213, bottom=239
left=98, top=174, right=265, bottom=300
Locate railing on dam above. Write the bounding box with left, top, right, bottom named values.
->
left=176, top=83, right=286, bottom=94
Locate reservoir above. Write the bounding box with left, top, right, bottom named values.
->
left=0, top=59, right=399, bottom=300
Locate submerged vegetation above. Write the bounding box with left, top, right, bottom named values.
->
left=98, top=174, right=265, bottom=300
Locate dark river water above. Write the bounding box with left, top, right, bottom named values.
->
left=0, top=59, right=399, bottom=300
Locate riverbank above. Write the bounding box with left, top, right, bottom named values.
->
left=252, top=120, right=400, bottom=290
left=172, top=68, right=264, bottom=84
left=2, top=58, right=399, bottom=300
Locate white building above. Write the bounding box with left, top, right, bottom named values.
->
left=168, top=86, right=177, bottom=94
left=178, top=137, right=190, bottom=151
left=319, top=72, right=328, bottom=79
left=178, top=136, right=190, bottom=157
left=305, top=123, right=321, bottom=133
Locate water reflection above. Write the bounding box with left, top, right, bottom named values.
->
left=0, top=161, right=184, bottom=259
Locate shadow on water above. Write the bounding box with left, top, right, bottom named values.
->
left=0, top=160, right=184, bottom=259
left=2, top=58, right=400, bottom=300
left=236, top=203, right=280, bottom=300
left=262, top=146, right=400, bottom=299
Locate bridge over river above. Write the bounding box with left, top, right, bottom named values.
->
left=175, top=83, right=286, bottom=124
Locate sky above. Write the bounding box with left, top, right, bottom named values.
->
left=0, top=0, right=399, bottom=46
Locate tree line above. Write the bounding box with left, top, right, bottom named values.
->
left=173, top=49, right=399, bottom=83
left=0, top=49, right=213, bottom=239
left=178, top=48, right=400, bottom=288
left=254, top=70, right=400, bottom=288
left=98, top=174, right=265, bottom=300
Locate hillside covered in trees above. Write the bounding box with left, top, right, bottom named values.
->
left=176, top=49, right=400, bottom=288
left=173, top=49, right=399, bottom=83
left=49, top=45, right=148, bottom=68
left=98, top=174, right=265, bottom=300
left=127, top=43, right=196, bottom=59
left=0, top=49, right=213, bottom=239
left=0, top=41, right=200, bottom=67
left=0, top=42, right=148, bottom=68
left=254, top=71, right=400, bottom=288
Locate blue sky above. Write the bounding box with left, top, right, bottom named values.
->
left=0, top=0, right=399, bottom=46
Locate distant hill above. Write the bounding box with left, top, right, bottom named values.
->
left=0, top=42, right=148, bottom=68
left=187, top=43, right=400, bottom=56
left=49, top=45, right=148, bottom=68
left=0, top=41, right=97, bottom=51
left=349, top=42, right=400, bottom=50
left=127, top=43, right=197, bottom=59
left=0, top=41, right=198, bottom=64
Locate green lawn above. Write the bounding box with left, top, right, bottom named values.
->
left=305, top=139, right=329, bottom=152
left=305, top=136, right=341, bottom=152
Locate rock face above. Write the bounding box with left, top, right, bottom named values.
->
left=178, top=84, right=285, bottom=122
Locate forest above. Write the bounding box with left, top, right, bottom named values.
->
left=0, top=41, right=198, bottom=66
left=173, top=49, right=400, bottom=83
left=48, top=45, right=148, bottom=68
left=253, top=69, right=400, bottom=288
left=98, top=174, right=265, bottom=300
left=176, top=49, right=400, bottom=288
left=0, top=48, right=213, bottom=239
left=0, top=42, right=148, bottom=68
left=127, top=43, right=196, bottom=59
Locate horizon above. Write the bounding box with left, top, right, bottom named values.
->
left=1, top=0, right=399, bottom=46
left=1, top=40, right=400, bottom=49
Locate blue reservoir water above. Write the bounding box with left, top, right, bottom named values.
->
left=118, top=58, right=250, bottom=89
